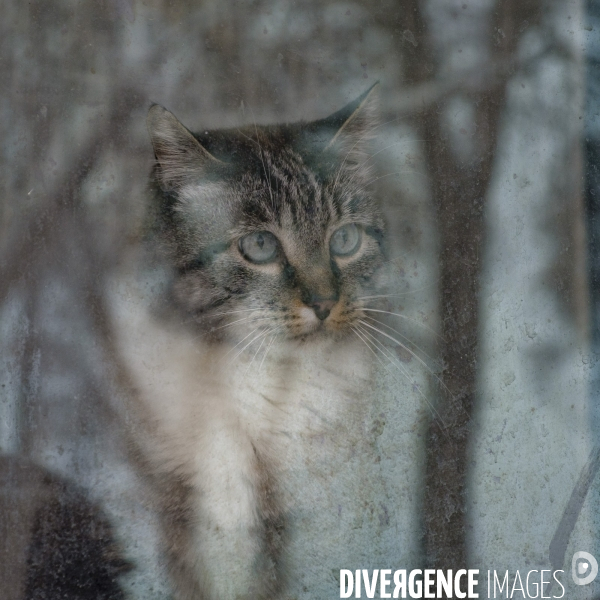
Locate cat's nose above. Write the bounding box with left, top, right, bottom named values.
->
left=311, top=299, right=337, bottom=321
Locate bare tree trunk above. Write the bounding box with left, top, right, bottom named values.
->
left=421, top=91, right=501, bottom=569
left=414, top=0, right=543, bottom=570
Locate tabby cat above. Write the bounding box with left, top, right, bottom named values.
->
left=109, top=83, right=388, bottom=599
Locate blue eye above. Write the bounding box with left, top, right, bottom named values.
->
left=239, top=231, right=279, bottom=263
left=330, top=224, right=361, bottom=256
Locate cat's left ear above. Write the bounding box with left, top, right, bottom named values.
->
left=147, top=104, right=222, bottom=190
left=305, top=82, right=379, bottom=165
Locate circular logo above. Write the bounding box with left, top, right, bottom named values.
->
left=572, top=551, right=598, bottom=585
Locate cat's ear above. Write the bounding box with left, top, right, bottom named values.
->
left=147, top=105, right=222, bottom=190
left=305, top=83, right=379, bottom=165
left=324, top=82, right=379, bottom=152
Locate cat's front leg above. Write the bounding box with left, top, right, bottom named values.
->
left=178, top=423, right=279, bottom=600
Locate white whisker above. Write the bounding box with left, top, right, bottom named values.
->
left=355, top=324, right=449, bottom=434
left=211, top=315, right=271, bottom=332
left=244, top=329, right=270, bottom=376
left=358, top=319, right=451, bottom=399
left=258, top=331, right=278, bottom=372
left=224, top=327, right=261, bottom=359
left=352, top=325, right=388, bottom=370
left=180, top=307, right=266, bottom=327
left=360, top=308, right=443, bottom=340
left=230, top=327, right=273, bottom=365
left=360, top=316, right=439, bottom=367
left=356, top=278, right=441, bottom=299
left=211, top=308, right=270, bottom=317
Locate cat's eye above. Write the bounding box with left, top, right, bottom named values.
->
left=330, top=224, right=361, bottom=257
left=239, top=231, right=279, bottom=264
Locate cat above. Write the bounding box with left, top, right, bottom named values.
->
left=108, top=83, right=389, bottom=600
left=0, top=455, right=130, bottom=600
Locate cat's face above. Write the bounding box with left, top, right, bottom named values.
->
left=147, top=85, right=386, bottom=343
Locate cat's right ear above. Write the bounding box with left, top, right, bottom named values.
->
left=147, top=105, right=221, bottom=190
left=298, top=83, right=379, bottom=172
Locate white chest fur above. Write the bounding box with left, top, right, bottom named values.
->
left=110, top=273, right=370, bottom=463
left=107, top=263, right=375, bottom=599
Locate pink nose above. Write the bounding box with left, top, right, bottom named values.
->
left=311, top=299, right=336, bottom=321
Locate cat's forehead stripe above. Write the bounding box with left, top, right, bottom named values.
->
left=256, top=146, right=333, bottom=227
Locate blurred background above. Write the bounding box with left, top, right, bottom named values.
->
left=1, top=0, right=599, bottom=598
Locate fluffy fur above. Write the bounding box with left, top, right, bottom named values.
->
left=109, top=84, right=388, bottom=600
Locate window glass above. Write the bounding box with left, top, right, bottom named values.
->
left=0, top=1, right=598, bottom=599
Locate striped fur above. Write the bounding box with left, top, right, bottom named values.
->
left=113, top=85, right=387, bottom=600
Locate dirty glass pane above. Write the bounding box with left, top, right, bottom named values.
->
left=0, top=1, right=598, bottom=599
